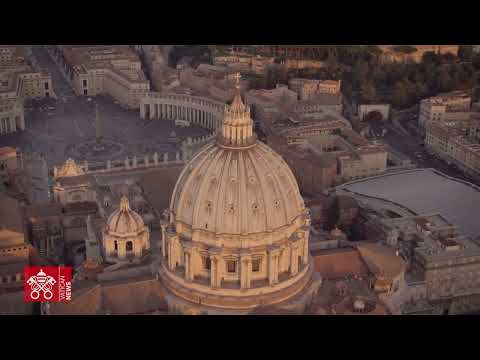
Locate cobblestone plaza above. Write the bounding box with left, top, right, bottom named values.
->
left=0, top=94, right=209, bottom=167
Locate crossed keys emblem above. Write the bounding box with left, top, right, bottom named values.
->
left=26, top=269, right=56, bottom=300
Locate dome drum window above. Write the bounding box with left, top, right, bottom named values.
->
left=202, top=256, right=211, bottom=270
left=252, top=258, right=262, bottom=272
left=226, top=260, right=237, bottom=273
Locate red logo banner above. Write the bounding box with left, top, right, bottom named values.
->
left=24, top=266, right=72, bottom=303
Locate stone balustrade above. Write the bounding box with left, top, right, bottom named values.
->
left=53, top=150, right=187, bottom=177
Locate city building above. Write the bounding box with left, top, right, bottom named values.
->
left=177, top=65, right=249, bottom=103
left=336, top=168, right=480, bottom=239
left=288, top=78, right=341, bottom=100
left=411, top=233, right=480, bottom=314
left=242, top=45, right=329, bottom=61
left=335, top=170, right=480, bottom=314
left=157, top=79, right=321, bottom=314
left=425, top=115, right=480, bottom=178
left=245, top=85, right=347, bottom=138
left=0, top=226, right=38, bottom=315
left=307, top=244, right=403, bottom=315
left=0, top=228, right=28, bottom=291
left=271, top=129, right=387, bottom=194
left=49, top=45, right=150, bottom=108
left=0, top=46, right=53, bottom=136
left=418, top=91, right=472, bottom=131
left=213, top=53, right=274, bottom=75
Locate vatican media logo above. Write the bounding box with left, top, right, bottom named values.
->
left=24, top=266, right=72, bottom=303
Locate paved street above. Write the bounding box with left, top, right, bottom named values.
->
left=30, top=45, right=74, bottom=98
left=383, top=115, right=477, bottom=184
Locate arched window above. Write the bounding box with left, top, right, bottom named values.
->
left=126, top=241, right=133, bottom=252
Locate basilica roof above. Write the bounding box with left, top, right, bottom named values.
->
left=106, top=196, right=145, bottom=237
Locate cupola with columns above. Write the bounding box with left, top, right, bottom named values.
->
left=103, top=196, right=150, bottom=263
left=218, top=73, right=256, bottom=148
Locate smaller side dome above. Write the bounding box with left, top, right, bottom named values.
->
left=106, top=196, right=145, bottom=236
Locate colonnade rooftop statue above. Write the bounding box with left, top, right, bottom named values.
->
left=158, top=73, right=321, bottom=315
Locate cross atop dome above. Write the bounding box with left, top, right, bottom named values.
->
left=119, top=195, right=131, bottom=211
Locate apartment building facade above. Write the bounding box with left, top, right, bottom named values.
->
left=425, top=117, right=480, bottom=177
left=418, top=91, right=471, bottom=131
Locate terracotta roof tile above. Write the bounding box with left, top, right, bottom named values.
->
left=312, top=248, right=369, bottom=279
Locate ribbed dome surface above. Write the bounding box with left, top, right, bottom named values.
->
left=106, top=196, right=145, bottom=236
left=171, top=140, right=306, bottom=235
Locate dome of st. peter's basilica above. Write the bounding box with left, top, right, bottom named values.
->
left=158, top=76, right=321, bottom=314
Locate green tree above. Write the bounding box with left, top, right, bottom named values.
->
left=361, top=81, right=377, bottom=102
left=422, top=51, right=441, bottom=65
left=342, top=81, right=353, bottom=99
left=266, top=64, right=288, bottom=88
left=437, top=67, right=452, bottom=92
left=458, top=45, right=474, bottom=61
left=393, top=81, right=409, bottom=109
left=249, top=76, right=267, bottom=90
left=373, top=68, right=387, bottom=88
left=415, top=80, right=430, bottom=99
left=326, top=201, right=340, bottom=231
left=326, top=52, right=338, bottom=75
left=442, top=53, right=457, bottom=64
left=352, top=58, right=369, bottom=88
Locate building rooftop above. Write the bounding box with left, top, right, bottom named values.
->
left=0, top=192, right=24, bottom=233
left=356, top=243, right=406, bottom=279
left=338, top=169, right=480, bottom=238
left=49, top=275, right=167, bottom=315
left=311, top=247, right=369, bottom=279
left=0, top=147, right=16, bottom=156
left=0, top=228, right=24, bottom=247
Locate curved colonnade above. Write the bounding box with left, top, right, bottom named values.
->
left=140, top=92, right=226, bottom=131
